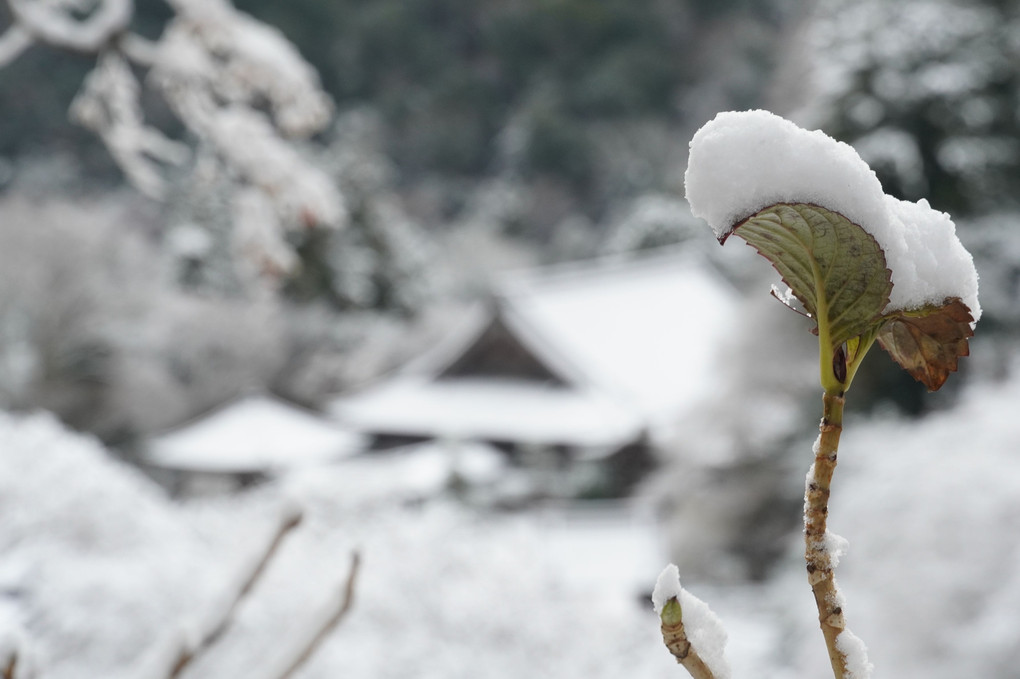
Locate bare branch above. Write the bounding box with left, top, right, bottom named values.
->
left=268, top=551, right=361, bottom=679
left=165, top=506, right=303, bottom=679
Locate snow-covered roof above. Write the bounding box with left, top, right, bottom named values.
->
left=145, top=395, right=364, bottom=473
left=331, top=377, right=644, bottom=450
left=332, top=249, right=739, bottom=446
left=491, top=249, right=740, bottom=424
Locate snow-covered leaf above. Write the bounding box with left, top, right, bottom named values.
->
left=725, top=202, right=892, bottom=352
left=876, top=297, right=974, bottom=391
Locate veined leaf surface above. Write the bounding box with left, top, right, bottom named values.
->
left=726, top=203, right=893, bottom=351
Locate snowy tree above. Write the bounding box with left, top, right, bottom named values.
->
left=0, top=192, right=302, bottom=443
left=0, top=0, right=345, bottom=275
left=798, top=0, right=1020, bottom=216
left=284, top=110, right=445, bottom=315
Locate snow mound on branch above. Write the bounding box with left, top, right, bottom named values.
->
left=679, top=587, right=732, bottom=679
left=652, top=563, right=683, bottom=614
left=651, top=564, right=731, bottom=679
left=836, top=630, right=873, bottom=679
left=686, top=110, right=887, bottom=243
left=685, top=110, right=980, bottom=320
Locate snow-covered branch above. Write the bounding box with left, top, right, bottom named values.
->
left=652, top=565, right=730, bottom=679
left=9, top=0, right=132, bottom=53
left=70, top=51, right=189, bottom=200
left=0, top=25, right=32, bottom=68
left=0, top=0, right=345, bottom=275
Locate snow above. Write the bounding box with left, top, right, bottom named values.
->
left=9, top=0, right=132, bottom=53
left=146, top=395, right=364, bottom=473
left=883, top=195, right=980, bottom=321
left=686, top=110, right=887, bottom=243
left=680, top=588, right=732, bottom=679
left=0, top=410, right=230, bottom=678
left=824, top=531, right=850, bottom=569
left=498, top=250, right=739, bottom=426
left=287, top=440, right=508, bottom=503
left=685, top=110, right=981, bottom=319
left=652, top=563, right=682, bottom=615
left=10, top=366, right=1020, bottom=678
left=836, top=630, right=873, bottom=679
left=333, top=376, right=644, bottom=449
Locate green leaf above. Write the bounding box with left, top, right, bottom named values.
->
left=876, top=297, right=974, bottom=392
left=726, top=203, right=893, bottom=352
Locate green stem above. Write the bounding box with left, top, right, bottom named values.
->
left=805, top=389, right=851, bottom=679
left=660, top=599, right=719, bottom=679
left=844, top=328, right=881, bottom=390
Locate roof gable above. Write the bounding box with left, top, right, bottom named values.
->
left=437, top=312, right=568, bottom=385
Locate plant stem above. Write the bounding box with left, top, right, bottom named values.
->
left=805, top=389, right=851, bottom=679
left=660, top=608, right=718, bottom=679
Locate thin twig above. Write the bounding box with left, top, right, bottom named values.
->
left=270, top=551, right=361, bottom=679
left=166, top=507, right=303, bottom=679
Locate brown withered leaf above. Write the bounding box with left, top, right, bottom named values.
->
left=876, top=298, right=974, bottom=391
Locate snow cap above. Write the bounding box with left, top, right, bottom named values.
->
left=685, top=110, right=980, bottom=320
left=651, top=563, right=682, bottom=615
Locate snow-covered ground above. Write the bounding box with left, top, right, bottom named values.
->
left=3, top=366, right=1020, bottom=678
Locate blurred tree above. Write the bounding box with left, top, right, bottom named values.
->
left=0, top=194, right=286, bottom=443
left=1, top=0, right=806, bottom=230
left=800, top=0, right=1020, bottom=217
left=234, top=0, right=771, bottom=191
left=0, top=0, right=344, bottom=277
